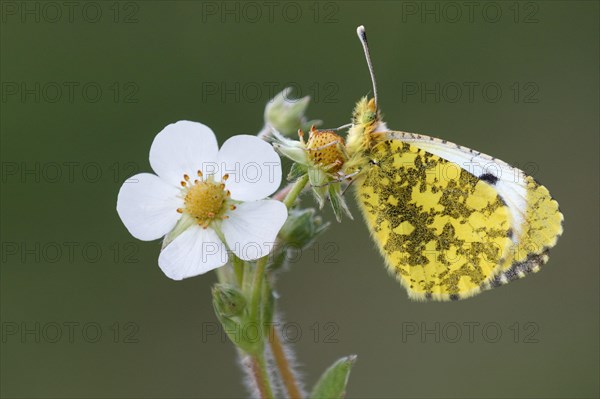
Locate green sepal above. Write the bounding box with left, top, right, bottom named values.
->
left=275, top=143, right=309, bottom=165
left=288, top=162, right=308, bottom=181
left=328, top=183, right=353, bottom=222
left=162, top=213, right=194, bottom=249
left=308, top=168, right=327, bottom=208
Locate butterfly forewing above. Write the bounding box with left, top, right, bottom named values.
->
left=355, top=139, right=514, bottom=301
left=380, top=131, right=564, bottom=291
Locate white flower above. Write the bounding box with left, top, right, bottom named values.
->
left=116, top=121, right=288, bottom=280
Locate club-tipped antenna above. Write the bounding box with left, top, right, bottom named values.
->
left=356, top=25, right=378, bottom=110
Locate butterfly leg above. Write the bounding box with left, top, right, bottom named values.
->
left=312, top=170, right=362, bottom=187
left=324, top=123, right=353, bottom=131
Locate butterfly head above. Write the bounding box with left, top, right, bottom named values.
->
left=352, top=96, right=378, bottom=127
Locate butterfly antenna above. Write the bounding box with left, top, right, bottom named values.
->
left=356, top=25, right=378, bottom=110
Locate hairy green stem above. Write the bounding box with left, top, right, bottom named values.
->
left=270, top=326, right=303, bottom=399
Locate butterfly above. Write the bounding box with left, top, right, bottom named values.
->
left=325, top=26, right=564, bottom=301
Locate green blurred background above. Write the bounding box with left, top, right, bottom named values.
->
left=1, top=1, right=598, bottom=398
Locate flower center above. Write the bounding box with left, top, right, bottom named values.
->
left=178, top=171, right=234, bottom=228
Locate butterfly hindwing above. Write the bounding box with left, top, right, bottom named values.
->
left=485, top=176, right=562, bottom=289
left=355, top=139, right=514, bottom=301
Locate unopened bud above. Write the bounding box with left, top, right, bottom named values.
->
left=265, top=88, right=313, bottom=136
left=279, top=208, right=329, bottom=249
left=212, top=283, right=247, bottom=317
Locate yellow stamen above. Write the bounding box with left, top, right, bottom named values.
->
left=182, top=177, right=228, bottom=227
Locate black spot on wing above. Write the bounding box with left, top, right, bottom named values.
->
left=479, top=173, right=499, bottom=185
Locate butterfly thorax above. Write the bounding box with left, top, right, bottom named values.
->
left=344, top=97, right=386, bottom=174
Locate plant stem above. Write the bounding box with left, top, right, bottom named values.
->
left=232, top=255, right=244, bottom=287
left=269, top=326, right=303, bottom=399
left=249, top=257, right=268, bottom=323
left=283, top=174, right=309, bottom=209
left=250, top=355, right=274, bottom=399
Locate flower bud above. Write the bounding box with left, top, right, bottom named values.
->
left=264, top=88, right=313, bottom=136
left=279, top=208, right=329, bottom=250
left=212, top=283, right=247, bottom=317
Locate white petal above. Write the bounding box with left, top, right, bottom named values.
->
left=217, top=135, right=282, bottom=201
left=117, top=173, right=181, bottom=241
left=158, top=226, right=228, bottom=280
left=149, top=121, right=219, bottom=186
left=221, top=200, right=288, bottom=261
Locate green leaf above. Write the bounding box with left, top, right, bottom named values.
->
left=310, top=355, right=357, bottom=399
